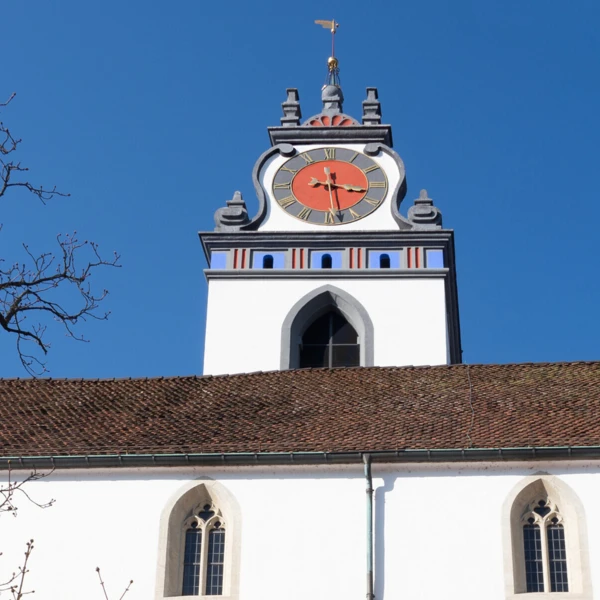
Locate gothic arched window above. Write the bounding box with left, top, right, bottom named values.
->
left=522, top=499, right=568, bottom=593
left=262, top=255, right=274, bottom=269
left=379, top=253, right=391, bottom=268
left=182, top=503, right=227, bottom=596
left=321, top=254, right=333, bottom=269
left=300, top=310, right=359, bottom=368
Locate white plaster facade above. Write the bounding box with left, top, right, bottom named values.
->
left=2, top=461, right=597, bottom=600
left=203, top=277, right=448, bottom=375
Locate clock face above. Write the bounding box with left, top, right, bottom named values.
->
left=271, top=147, right=388, bottom=225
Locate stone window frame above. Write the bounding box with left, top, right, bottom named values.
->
left=502, top=475, right=592, bottom=600
left=155, top=479, right=241, bottom=600
left=280, top=284, right=374, bottom=369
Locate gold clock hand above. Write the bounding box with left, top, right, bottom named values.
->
left=307, top=178, right=366, bottom=193
left=324, top=167, right=335, bottom=211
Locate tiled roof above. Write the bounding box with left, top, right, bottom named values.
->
left=1, top=362, right=600, bottom=457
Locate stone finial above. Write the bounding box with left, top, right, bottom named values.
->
left=321, top=84, right=344, bottom=115
left=362, top=87, right=381, bottom=125
left=407, top=189, right=443, bottom=229
left=280, top=88, right=302, bottom=127
left=214, top=191, right=250, bottom=231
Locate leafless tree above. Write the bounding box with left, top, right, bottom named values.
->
left=0, top=465, right=133, bottom=598
left=0, top=465, right=53, bottom=598
left=0, top=93, right=120, bottom=375
left=97, top=568, right=134, bottom=600
left=0, top=539, right=34, bottom=600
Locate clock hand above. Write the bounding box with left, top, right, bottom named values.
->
left=324, top=167, right=335, bottom=212
left=340, top=183, right=367, bottom=192
left=308, top=177, right=366, bottom=192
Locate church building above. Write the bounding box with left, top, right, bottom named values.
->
left=0, top=39, right=599, bottom=600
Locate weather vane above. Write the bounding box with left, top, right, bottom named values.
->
left=315, top=19, right=341, bottom=87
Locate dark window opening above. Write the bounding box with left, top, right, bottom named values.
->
left=300, top=311, right=359, bottom=368
left=206, top=526, right=226, bottom=595
left=182, top=525, right=202, bottom=595
left=321, top=254, right=332, bottom=269
left=380, top=254, right=391, bottom=269
left=548, top=522, right=569, bottom=592
left=263, top=255, right=274, bottom=269
left=523, top=523, right=544, bottom=592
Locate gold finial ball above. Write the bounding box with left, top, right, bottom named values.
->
left=328, top=56, right=339, bottom=71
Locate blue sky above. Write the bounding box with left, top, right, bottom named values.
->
left=1, top=0, right=599, bottom=378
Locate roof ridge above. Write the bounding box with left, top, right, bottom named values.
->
left=1, top=359, right=599, bottom=384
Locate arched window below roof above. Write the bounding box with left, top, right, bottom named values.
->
left=503, top=475, right=592, bottom=600
left=156, top=480, right=241, bottom=599
left=262, top=255, right=274, bottom=269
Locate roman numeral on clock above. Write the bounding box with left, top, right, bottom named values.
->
left=277, top=196, right=296, bottom=208
left=349, top=208, right=360, bottom=220
left=323, top=148, right=336, bottom=160
left=273, top=182, right=291, bottom=189
left=363, top=164, right=380, bottom=173
left=369, top=181, right=386, bottom=188
left=299, top=152, right=315, bottom=164
left=280, top=166, right=298, bottom=174
left=324, top=211, right=335, bottom=224
left=298, top=207, right=312, bottom=220
left=364, top=197, right=381, bottom=207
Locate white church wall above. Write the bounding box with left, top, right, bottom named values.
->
left=1, top=461, right=599, bottom=600
left=203, top=276, right=448, bottom=375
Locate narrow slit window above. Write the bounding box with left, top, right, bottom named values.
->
left=206, top=524, right=226, bottom=596
left=182, top=524, right=202, bottom=596
left=321, top=254, right=332, bottom=269
left=548, top=520, right=569, bottom=592
left=263, top=255, right=274, bottom=269
left=524, top=521, right=544, bottom=592
left=380, top=254, right=391, bottom=269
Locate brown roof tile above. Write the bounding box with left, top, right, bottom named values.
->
left=1, top=362, right=599, bottom=457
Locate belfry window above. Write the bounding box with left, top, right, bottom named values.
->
left=300, top=311, right=359, bottom=368
left=321, top=254, right=332, bottom=269
left=262, top=254, right=274, bottom=269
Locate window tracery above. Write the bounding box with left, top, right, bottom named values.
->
left=521, top=498, right=568, bottom=593
left=182, top=503, right=227, bottom=596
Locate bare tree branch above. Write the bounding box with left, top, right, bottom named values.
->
left=1, top=93, right=69, bottom=204
left=0, top=94, right=120, bottom=375
left=0, top=540, right=34, bottom=599
left=0, top=463, right=55, bottom=516
left=96, top=568, right=134, bottom=600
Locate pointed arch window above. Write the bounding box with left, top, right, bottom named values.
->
left=182, top=503, right=227, bottom=596
left=521, top=498, right=569, bottom=593
left=300, top=310, right=359, bottom=368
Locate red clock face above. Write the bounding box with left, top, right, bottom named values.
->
left=291, top=160, right=369, bottom=211
left=271, top=147, right=388, bottom=226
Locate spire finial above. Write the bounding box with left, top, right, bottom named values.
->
left=315, top=19, right=341, bottom=87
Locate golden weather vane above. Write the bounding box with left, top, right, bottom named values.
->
left=314, top=19, right=341, bottom=86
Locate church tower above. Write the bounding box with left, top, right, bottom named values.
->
left=200, top=36, right=461, bottom=375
